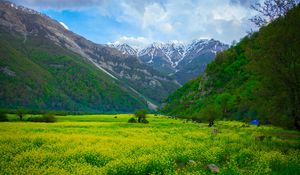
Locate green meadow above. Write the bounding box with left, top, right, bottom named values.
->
left=0, top=114, right=299, bottom=175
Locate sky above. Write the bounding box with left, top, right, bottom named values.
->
left=10, top=0, right=258, bottom=47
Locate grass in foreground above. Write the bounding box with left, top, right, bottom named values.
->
left=0, top=114, right=299, bottom=174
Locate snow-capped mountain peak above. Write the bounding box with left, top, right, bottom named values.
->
left=151, top=42, right=164, bottom=49
left=108, top=39, right=229, bottom=83
left=108, top=43, right=138, bottom=55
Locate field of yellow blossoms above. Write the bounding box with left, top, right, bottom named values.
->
left=0, top=114, right=299, bottom=174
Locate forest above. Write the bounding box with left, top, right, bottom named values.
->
left=161, top=3, right=300, bottom=130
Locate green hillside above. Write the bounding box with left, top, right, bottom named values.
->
left=0, top=33, right=147, bottom=113
left=161, top=5, right=300, bottom=130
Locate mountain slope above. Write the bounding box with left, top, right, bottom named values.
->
left=174, top=39, right=228, bottom=84
left=0, top=1, right=179, bottom=112
left=0, top=32, right=146, bottom=112
left=109, top=43, right=138, bottom=55
left=161, top=5, right=300, bottom=129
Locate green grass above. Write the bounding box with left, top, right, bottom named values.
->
left=0, top=114, right=299, bottom=174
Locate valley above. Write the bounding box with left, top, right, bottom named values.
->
left=0, top=0, right=299, bottom=174
left=0, top=1, right=180, bottom=112
left=0, top=114, right=299, bottom=174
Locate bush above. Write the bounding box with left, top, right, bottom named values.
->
left=16, top=108, right=26, bottom=121
left=128, top=117, right=137, bottom=123
left=141, top=118, right=149, bottom=124
left=0, top=113, right=8, bottom=122
left=134, top=109, right=148, bottom=123
left=191, top=116, right=202, bottom=123
left=199, top=105, right=222, bottom=123
left=29, top=113, right=56, bottom=123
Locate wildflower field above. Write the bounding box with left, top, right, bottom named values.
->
left=0, top=114, right=299, bottom=175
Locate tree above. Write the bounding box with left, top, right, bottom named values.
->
left=128, top=117, right=137, bottom=123
left=250, top=0, right=299, bottom=27
left=248, top=5, right=300, bottom=130
left=134, top=109, right=148, bottom=123
left=216, top=93, right=236, bottom=118
left=16, top=108, right=26, bottom=121
left=199, top=105, right=222, bottom=127
left=28, top=113, right=56, bottom=123
left=0, top=113, right=8, bottom=122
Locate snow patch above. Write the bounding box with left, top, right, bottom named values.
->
left=59, top=22, right=69, bottom=30
left=109, top=39, right=229, bottom=69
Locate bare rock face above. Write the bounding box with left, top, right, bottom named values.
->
left=0, top=67, right=16, bottom=77
left=255, top=135, right=266, bottom=141
left=188, top=160, right=196, bottom=165
left=205, top=164, right=220, bottom=173
left=212, top=128, right=220, bottom=135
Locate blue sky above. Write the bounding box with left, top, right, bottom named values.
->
left=10, top=0, right=258, bottom=46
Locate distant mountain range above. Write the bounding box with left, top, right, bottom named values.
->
left=0, top=1, right=180, bottom=112
left=109, top=39, right=229, bottom=84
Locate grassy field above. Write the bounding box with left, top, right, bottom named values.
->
left=0, top=114, right=299, bottom=175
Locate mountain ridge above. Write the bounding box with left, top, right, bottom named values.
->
left=109, top=39, right=229, bottom=84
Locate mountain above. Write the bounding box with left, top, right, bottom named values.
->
left=0, top=1, right=180, bottom=112
left=109, top=43, right=138, bottom=55
left=137, top=42, right=186, bottom=75
left=109, top=40, right=229, bottom=84
left=161, top=5, right=300, bottom=130
left=174, top=39, right=228, bottom=84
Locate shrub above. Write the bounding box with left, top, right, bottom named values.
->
left=16, top=108, right=26, bottom=121
left=141, top=118, right=149, bottom=124
left=42, top=113, right=56, bottom=123
left=134, top=109, right=148, bottom=123
left=191, top=115, right=202, bottom=123
left=29, top=113, right=56, bottom=123
left=199, top=105, right=222, bottom=123
left=128, top=117, right=137, bottom=123
left=0, top=113, right=8, bottom=122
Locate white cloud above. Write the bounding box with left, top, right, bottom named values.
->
left=160, top=23, right=173, bottom=33
left=10, top=0, right=107, bottom=10
left=59, top=22, right=69, bottom=30
left=212, top=4, right=248, bottom=21
left=115, top=0, right=255, bottom=44
left=110, top=36, right=151, bottom=49
left=11, top=0, right=257, bottom=44
left=143, top=3, right=168, bottom=31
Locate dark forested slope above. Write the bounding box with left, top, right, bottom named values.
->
left=161, top=5, right=300, bottom=129
left=0, top=33, right=147, bottom=112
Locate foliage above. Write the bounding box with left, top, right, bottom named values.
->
left=0, top=114, right=299, bottom=174
left=0, top=33, right=147, bottom=113
left=249, top=5, right=300, bottom=130
left=134, top=109, right=148, bottom=123
left=28, top=113, right=56, bottom=123
left=16, top=108, right=26, bottom=121
left=128, top=117, right=137, bottom=123
left=161, top=5, right=300, bottom=130
left=0, top=113, right=8, bottom=122
left=250, top=0, right=299, bottom=27
left=140, top=118, right=149, bottom=124
left=161, top=38, right=254, bottom=121
left=199, top=105, right=222, bottom=122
